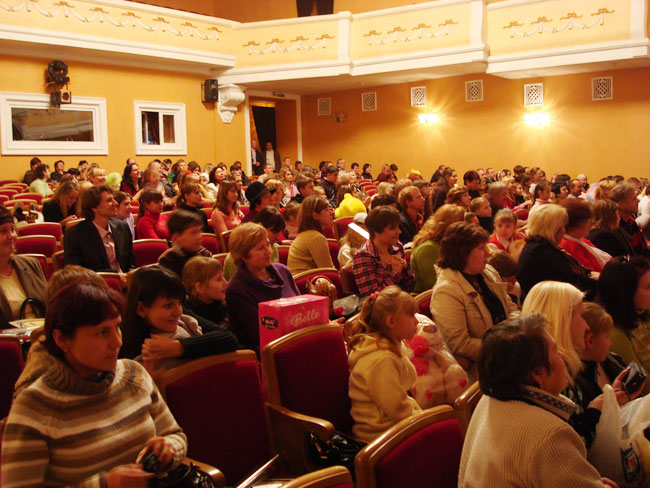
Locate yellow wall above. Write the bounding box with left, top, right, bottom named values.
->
left=275, top=100, right=299, bottom=161
left=0, top=55, right=246, bottom=180
left=301, top=67, right=650, bottom=181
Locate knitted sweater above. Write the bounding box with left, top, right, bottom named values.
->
left=287, top=230, right=333, bottom=274
left=348, top=334, right=421, bottom=443
left=1, top=359, right=187, bottom=488
left=409, top=239, right=439, bottom=293
left=459, top=388, right=605, bottom=488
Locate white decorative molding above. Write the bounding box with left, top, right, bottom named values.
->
left=1, top=92, right=108, bottom=155
left=362, top=20, right=458, bottom=46
left=487, top=39, right=650, bottom=77
left=502, top=8, right=615, bottom=38
left=0, top=0, right=226, bottom=41
left=0, top=24, right=235, bottom=72
left=243, top=34, right=334, bottom=55
left=218, top=84, right=245, bottom=123
left=134, top=100, right=186, bottom=155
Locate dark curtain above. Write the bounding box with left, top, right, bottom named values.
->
left=252, top=106, right=276, bottom=151
left=296, top=0, right=333, bottom=17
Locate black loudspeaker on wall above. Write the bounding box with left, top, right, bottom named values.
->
left=202, top=79, right=218, bottom=103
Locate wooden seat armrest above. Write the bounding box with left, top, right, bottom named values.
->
left=266, top=403, right=336, bottom=475
left=183, top=457, right=226, bottom=487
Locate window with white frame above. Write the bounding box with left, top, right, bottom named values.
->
left=0, top=92, right=108, bottom=155
left=134, top=101, right=187, bottom=155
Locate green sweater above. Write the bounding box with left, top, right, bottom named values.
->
left=410, top=240, right=440, bottom=293
left=2, top=359, right=187, bottom=488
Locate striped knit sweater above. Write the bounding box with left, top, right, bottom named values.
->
left=1, top=358, right=187, bottom=488
left=459, top=387, right=605, bottom=487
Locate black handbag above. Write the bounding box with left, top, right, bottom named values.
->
left=149, top=463, right=216, bottom=488
left=18, top=297, right=45, bottom=320
left=306, top=430, right=365, bottom=477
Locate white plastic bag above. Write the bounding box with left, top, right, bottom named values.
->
left=588, top=385, right=644, bottom=487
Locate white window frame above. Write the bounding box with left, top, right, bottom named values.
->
left=0, top=92, right=108, bottom=155
left=134, top=100, right=187, bottom=156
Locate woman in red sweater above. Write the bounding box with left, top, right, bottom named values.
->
left=136, top=190, right=169, bottom=240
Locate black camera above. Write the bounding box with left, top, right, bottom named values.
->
left=623, top=361, right=646, bottom=395
left=141, top=451, right=161, bottom=473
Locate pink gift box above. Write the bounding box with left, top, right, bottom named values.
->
left=259, top=294, right=329, bottom=352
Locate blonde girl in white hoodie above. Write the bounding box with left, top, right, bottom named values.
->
left=348, top=285, right=422, bottom=442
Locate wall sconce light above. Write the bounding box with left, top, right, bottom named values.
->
left=418, top=113, right=439, bottom=124
left=524, top=112, right=550, bottom=128
left=334, top=111, right=347, bottom=122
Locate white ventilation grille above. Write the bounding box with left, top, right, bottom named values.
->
left=524, top=83, right=543, bottom=106
left=410, top=86, right=426, bottom=107
left=361, top=92, right=377, bottom=112
left=592, top=77, right=613, bottom=101
left=317, top=97, right=331, bottom=116
left=465, top=80, right=483, bottom=102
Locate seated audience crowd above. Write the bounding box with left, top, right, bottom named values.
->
left=2, top=156, right=650, bottom=487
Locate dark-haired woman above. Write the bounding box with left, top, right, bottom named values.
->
left=430, top=221, right=518, bottom=380
left=120, top=162, right=142, bottom=199
left=430, top=167, right=457, bottom=213
left=120, top=265, right=238, bottom=378
left=459, top=314, right=616, bottom=487
left=1, top=281, right=188, bottom=487
left=599, top=256, right=650, bottom=395
left=361, top=163, right=373, bottom=180
left=352, top=206, right=414, bottom=297
left=211, top=180, right=244, bottom=237
left=136, top=189, right=169, bottom=240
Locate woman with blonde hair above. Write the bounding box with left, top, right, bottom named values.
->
left=287, top=195, right=334, bottom=274
left=521, top=280, right=634, bottom=451
left=264, top=178, right=286, bottom=208
left=42, top=180, right=79, bottom=226
left=410, top=204, right=465, bottom=292
left=517, top=204, right=597, bottom=298
left=211, top=180, right=244, bottom=236
left=279, top=166, right=298, bottom=200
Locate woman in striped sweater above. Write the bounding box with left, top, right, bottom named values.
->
left=1, top=281, right=187, bottom=488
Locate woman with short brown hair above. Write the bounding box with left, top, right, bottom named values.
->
left=430, top=221, right=519, bottom=379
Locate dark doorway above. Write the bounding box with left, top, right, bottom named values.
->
left=251, top=106, right=276, bottom=150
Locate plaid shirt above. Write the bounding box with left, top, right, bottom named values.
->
left=352, top=239, right=415, bottom=296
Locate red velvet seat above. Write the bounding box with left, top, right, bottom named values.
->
left=240, top=205, right=250, bottom=217
left=219, top=230, right=232, bottom=252
left=157, top=351, right=272, bottom=485
left=133, top=239, right=169, bottom=267
left=0, top=339, right=24, bottom=419
left=19, top=253, right=50, bottom=280
left=326, top=239, right=340, bottom=269
left=355, top=406, right=464, bottom=488
left=14, top=193, right=44, bottom=204
left=97, top=272, right=123, bottom=292
left=214, top=252, right=228, bottom=265
left=0, top=195, right=8, bottom=204
left=414, top=289, right=432, bottom=319
left=201, top=207, right=213, bottom=221
left=17, top=222, right=63, bottom=246
left=201, top=233, right=220, bottom=254
left=15, top=235, right=57, bottom=259
left=53, top=250, right=65, bottom=272
left=293, top=268, right=344, bottom=298
left=277, top=245, right=290, bottom=265
left=339, top=262, right=359, bottom=296
left=332, top=217, right=353, bottom=241
left=323, top=225, right=335, bottom=239
left=263, top=324, right=353, bottom=434
left=0, top=180, right=19, bottom=186
left=0, top=188, right=19, bottom=199
left=282, top=466, right=353, bottom=488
